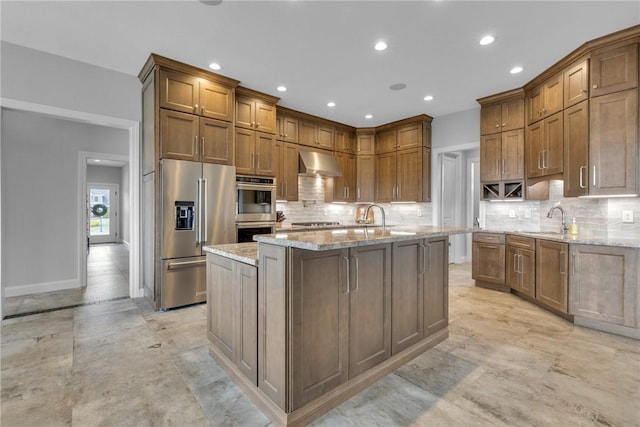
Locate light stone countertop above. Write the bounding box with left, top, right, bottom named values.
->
left=203, top=242, right=258, bottom=266
left=255, top=226, right=474, bottom=251
left=476, top=229, right=640, bottom=248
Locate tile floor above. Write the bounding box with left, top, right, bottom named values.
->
left=1, top=263, right=639, bottom=426
left=3, top=243, right=130, bottom=318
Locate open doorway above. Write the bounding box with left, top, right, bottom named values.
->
left=88, top=183, right=119, bottom=244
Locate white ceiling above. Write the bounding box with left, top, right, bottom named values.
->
left=2, top=1, right=639, bottom=127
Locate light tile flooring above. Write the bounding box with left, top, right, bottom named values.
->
left=2, top=263, right=639, bottom=426
left=3, top=243, right=130, bottom=318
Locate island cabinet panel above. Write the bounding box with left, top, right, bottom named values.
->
left=348, top=244, right=392, bottom=378
left=236, top=262, right=258, bottom=384
left=569, top=245, right=638, bottom=328
left=207, top=254, right=236, bottom=360
left=289, top=248, right=350, bottom=411
left=535, top=239, right=569, bottom=314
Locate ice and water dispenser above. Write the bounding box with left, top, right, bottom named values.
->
left=175, top=201, right=194, bottom=230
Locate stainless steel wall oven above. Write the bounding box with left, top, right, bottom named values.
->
left=235, top=175, right=276, bottom=222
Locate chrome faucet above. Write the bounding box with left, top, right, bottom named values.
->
left=546, top=206, right=568, bottom=234
left=364, top=204, right=386, bottom=229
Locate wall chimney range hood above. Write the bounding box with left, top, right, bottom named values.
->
left=298, top=150, right=342, bottom=177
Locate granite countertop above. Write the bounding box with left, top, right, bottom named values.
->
left=203, top=242, right=258, bottom=266
left=475, top=229, right=640, bottom=248
left=255, top=225, right=474, bottom=251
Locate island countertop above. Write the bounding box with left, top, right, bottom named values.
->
left=254, top=225, right=474, bottom=250
left=477, top=229, right=640, bottom=248
left=203, top=242, right=258, bottom=266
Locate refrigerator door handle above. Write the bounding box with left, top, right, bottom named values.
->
left=202, top=178, right=208, bottom=245
left=168, top=259, right=206, bottom=270
left=196, top=179, right=203, bottom=244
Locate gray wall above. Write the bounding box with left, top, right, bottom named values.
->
left=1, top=109, right=128, bottom=294
left=87, top=165, right=130, bottom=243
left=432, top=107, right=480, bottom=150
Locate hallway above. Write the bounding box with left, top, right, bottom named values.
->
left=3, top=243, right=130, bottom=319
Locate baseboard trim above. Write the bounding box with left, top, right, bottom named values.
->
left=5, top=278, right=80, bottom=297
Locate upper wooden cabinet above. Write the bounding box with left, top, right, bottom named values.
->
left=335, top=129, right=356, bottom=154
left=159, top=68, right=234, bottom=122
left=275, top=114, right=299, bottom=143
left=590, top=42, right=638, bottom=97
left=397, top=122, right=431, bottom=149
left=480, top=129, right=524, bottom=182
left=331, top=152, right=356, bottom=202
left=375, top=129, right=397, bottom=154
left=356, top=154, right=375, bottom=202
left=526, top=111, right=564, bottom=179
left=564, top=59, right=590, bottom=107
left=376, top=147, right=430, bottom=203
left=274, top=140, right=298, bottom=201
left=357, top=129, right=376, bottom=154
left=299, top=120, right=335, bottom=150
left=235, top=128, right=276, bottom=176
left=526, top=73, right=564, bottom=125
left=563, top=100, right=589, bottom=197
left=235, top=88, right=278, bottom=134
left=480, top=97, right=525, bottom=135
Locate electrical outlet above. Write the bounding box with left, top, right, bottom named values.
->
left=416, top=209, right=422, bottom=217
left=508, top=210, right=516, bottom=219
left=622, top=210, right=634, bottom=223
left=524, top=209, right=532, bottom=219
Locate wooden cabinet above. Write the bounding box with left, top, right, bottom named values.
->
left=159, top=68, right=234, bottom=121
left=275, top=114, right=299, bottom=143
left=472, top=232, right=505, bottom=288
left=274, top=140, right=298, bottom=201
left=375, top=148, right=430, bottom=203
left=505, top=235, right=535, bottom=298
left=289, top=244, right=391, bottom=410
left=563, top=100, right=589, bottom=197
left=207, top=254, right=258, bottom=385
left=480, top=129, right=524, bottom=182
left=480, top=98, right=525, bottom=135
left=356, top=154, right=375, bottom=202
left=376, top=129, right=397, bottom=154
left=375, top=152, right=396, bottom=202
left=332, top=152, right=356, bottom=202
left=160, top=109, right=233, bottom=164
left=235, top=128, right=275, bottom=176
left=397, top=122, right=431, bottom=149
left=335, top=129, right=356, bottom=153
left=526, top=111, right=563, bottom=179
left=570, top=245, right=638, bottom=328
left=299, top=119, right=335, bottom=150
left=235, top=93, right=277, bottom=134
left=357, top=129, right=376, bottom=154
left=589, top=89, right=638, bottom=196
left=526, top=73, right=564, bottom=125
left=391, top=237, right=447, bottom=355
left=564, top=59, right=589, bottom=107
left=535, top=239, right=569, bottom=313
left=590, top=42, right=638, bottom=97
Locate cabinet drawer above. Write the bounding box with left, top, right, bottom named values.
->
left=506, top=234, right=535, bottom=250
left=473, top=232, right=505, bottom=244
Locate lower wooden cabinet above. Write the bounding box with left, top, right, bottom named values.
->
left=472, top=232, right=506, bottom=287
left=535, top=239, right=569, bottom=313
left=506, top=235, right=535, bottom=298
left=206, top=253, right=258, bottom=385
left=569, top=244, right=638, bottom=327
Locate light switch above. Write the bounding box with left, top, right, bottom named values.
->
left=508, top=210, right=516, bottom=219
left=622, top=211, right=634, bottom=223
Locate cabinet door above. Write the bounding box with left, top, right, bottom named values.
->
left=274, top=140, right=284, bottom=199
left=349, top=244, right=391, bottom=378
left=332, top=153, right=348, bottom=202
left=564, top=59, right=589, bottom=107
left=280, top=116, right=299, bottom=143
left=397, top=147, right=426, bottom=202
left=357, top=132, right=375, bottom=154
left=255, top=101, right=276, bottom=134
left=423, top=237, right=448, bottom=337
left=536, top=240, right=568, bottom=313
left=160, top=109, right=199, bottom=161
left=344, top=153, right=356, bottom=202
left=501, top=129, right=524, bottom=180
left=200, top=80, right=234, bottom=121
left=501, top=98, right=525, bottom=131
left=159, top=69, right=198, bottom=114
left=290, top=248, right=350, bottom=410
left=200, top=118, right=233, bottom=165
left=589, top=89, right=638, bottom=196
left=376, top=129, right=397, bottom=154
left=472, top=242, right=505, bottom=285
left=569, top=244, right=638, bottom=327
left=207, top=254, right=236, bottom=361
left=543, top=112, right=564, bottom=175
left=519, top=248, right=536, bottom=299
left=255, top=132, right=276, bottom=176
left=542, top=73, right=564, bottom=118
left=317, top=124, right=335, bottom=150
left=391, top=240, right=424, bottom=354
left=283, top=142, right=299, bottom=201
left=235, top=96, right=255, bottom=130
left=481, top=103, right=502, bottom=135
left=591, top=43, right=638, bottom=97
left=375, top=152, right=396, bottom=202
left=234, top=128, right=255, bottom=175
left=298, top=120, right=317, bottom=147
left=235, top=262, right=258, bottom=385
left=506, top=246, right=520, bottom=291
left=526, top=85, right=544, bottom=125
left=526, top=121, right=544, bottom=178
left=480, top=133, right=502, bottom=181
left=563, top=101, right=589, bottom=197
left=356, top=154, right=375, bottom=202
left=336, top=130, right=356, bottom=154
left=397, top=122, right=424, bottom=150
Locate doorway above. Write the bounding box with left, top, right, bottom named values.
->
left=441, top=153, right=459, bottom=262
left=88, top=183, right=119, bottom=244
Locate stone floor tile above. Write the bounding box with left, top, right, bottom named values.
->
left=1, top=387, right=73, bottom=427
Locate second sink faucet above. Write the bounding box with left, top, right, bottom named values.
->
left=364, top=204, right=386, bottom=229
left=546, top=206, right=568, bottom=234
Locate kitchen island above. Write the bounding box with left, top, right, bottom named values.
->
left=204, top=226, right=472, bottom=427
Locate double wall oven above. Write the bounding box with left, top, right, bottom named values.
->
left=235, top=175, right=276, bottom=242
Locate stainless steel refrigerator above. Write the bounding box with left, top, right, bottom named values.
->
left=159, top=158, right=235, bottom=310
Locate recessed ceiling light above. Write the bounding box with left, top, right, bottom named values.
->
left=365, top=114, right=373, bottom=119
left=389, top=83, right=406, bottom=91
left=277, top=86, right=287, bottom=92
left=327, top=102, right=336, bottom=107
left=424, top=95, right=434, bottom=101
left=209, top=62, right=221, bottom=71
left=374, top=41, right=388, bottom=51
left=510, top=66, right=524, bottom=74
left=479, top=35, right=495, bottom=46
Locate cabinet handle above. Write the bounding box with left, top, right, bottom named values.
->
left=425, top=243, right=431, bottom=273
left=502, top=123, right=506, bottom=127
left=543, top=150, right=548, bottom=169
left=502, top=159, right=505, bottom=177
left=572, top=252, right=576, bottom=276
left=560, top=251, right=566, bottom=275
left=251, top=121, right=255, bottom=127
left=194, top=136, right=199, bottom=155
left=581, top=89, right=588, bottom=94
left=592, top=166, right=597, bottom=187
left=201, top=105, right=205, bottom=114
left=538, top=151, right=543, bottom=170
left=251, top=153, right=255, bottom=169
left=344, top=256, right=350, bottom=294
left=593, top=84, right=598, bottom=89
left=194, top=104, right=198, bottom=113
left=284, top=181, right=287, bottom=196
left=256, top=122, right=261, bottom=128
left=354, top=256, right=359, bottom=291
left=520, top=254, right=523, bottom=274
left=256, top=153, right=260, bottom=170
left=201, top=136, right=205, bottom=157
left=579, top=166, right=586, bottom=189
left=397, top=186, right=401, bottom=199
left=419, top=244, right=425, bottom=274
left=357, top=187, right=360, bottom=199
left=495, top=123, right=500, bottom=128
left=513, top=253, right=518, bottom=273
left=483, top=245, right=499, bottom=249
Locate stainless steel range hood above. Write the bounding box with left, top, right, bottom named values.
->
left=298, top=150, right=342, bottom=177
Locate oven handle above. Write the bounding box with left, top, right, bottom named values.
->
left=236, top=222, right=276, bottom=230
left=236, top=183, right=276, bottom=192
